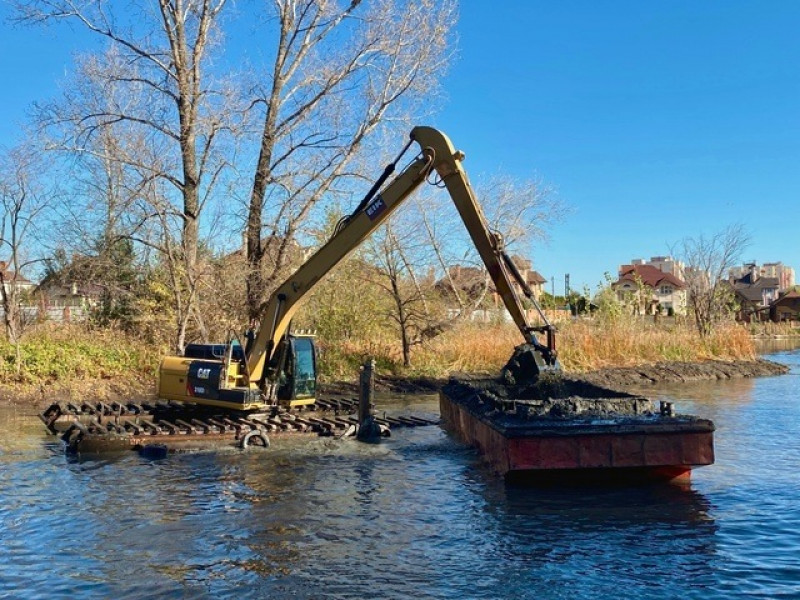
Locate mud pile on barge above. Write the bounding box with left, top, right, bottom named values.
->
left=440, top=350, right=715, bottom=482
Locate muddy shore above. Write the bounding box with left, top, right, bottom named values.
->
left=0, top=357, right=790, bottom=409
left=577, top=358, right=789, bottom=391
left=326, top=357, right=790, bottom=396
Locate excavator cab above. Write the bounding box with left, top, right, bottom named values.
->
left=274, top=334, right=317, bottom=404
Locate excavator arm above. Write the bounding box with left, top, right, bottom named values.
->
left=246, top=126, right=558, bottom=389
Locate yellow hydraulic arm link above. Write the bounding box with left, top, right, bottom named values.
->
left=246, top=126, right=556, bottom=389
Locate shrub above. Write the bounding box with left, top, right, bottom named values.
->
left=0, top=323, right=160, bottom=386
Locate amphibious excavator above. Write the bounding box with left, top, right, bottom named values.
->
left=157, top=126, right=559, bottom=413
left=45, top=127, right=711, bottom=473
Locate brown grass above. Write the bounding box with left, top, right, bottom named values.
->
left=391, top=317, right=757, bottom=378
left=0, top=317, right=761, bottom=397
left=557, top=318, right=755, bottom=372
left=746, top=320, right=800, bottom=337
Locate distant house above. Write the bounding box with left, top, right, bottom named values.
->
left=762, top=262, right=795, bottom=290
left=0, top=261, right=36, bottom=297
left=36, top=280, right=105, bottom=322
left=0, top=261, right=37, bottom=326
left=37, top=281, right=105, bottom=320
left=506, top=256, right=547, bottom=301
left=728, top=268, right=780, bottom=322
left=436, top=255, right=546, bottom=322
left=612, top=259, right=687, bottom=315
left=730, top=262, right=795, bottom=292
left=770, top=290, right=800, bottom=322
left=35, top=252, right=115, bottom=323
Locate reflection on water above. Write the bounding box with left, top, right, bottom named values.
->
left=755, top=336, right=800, bottom=355
left=472, top=481, right=719, bottom=598
left=1, top=352, right=799, bottom=599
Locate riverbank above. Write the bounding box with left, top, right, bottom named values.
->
left=0, top=320, right=797, bottom=409
left=0, top=378, right=154, bottom=410
left=2, top=356, right=790, bottom=410
left=577, top=358, right=790, bottom=391
left=320, top=356, right=791, bottom=397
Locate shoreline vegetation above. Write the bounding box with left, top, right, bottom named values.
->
left=0, top=320, right=797, bottom=409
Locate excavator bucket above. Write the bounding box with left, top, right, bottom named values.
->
left=501, top=343, right=560, bottom=386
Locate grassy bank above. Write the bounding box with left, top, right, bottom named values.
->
left=0, top=318, right=768, bottom=403
left=0, top=324, right=160, bottom=404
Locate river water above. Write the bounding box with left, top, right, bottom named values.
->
left=1, top=347, right=799, bottom=599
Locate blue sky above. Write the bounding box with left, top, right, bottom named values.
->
left=433, top=1, right=800, bottom=293
left=1, top=1, right=798, bottom=292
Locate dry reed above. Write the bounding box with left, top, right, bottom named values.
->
left=404, top=317, right=757, bottom=377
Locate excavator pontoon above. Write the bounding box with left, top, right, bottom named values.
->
left=42, top=126, right=558, bottom=453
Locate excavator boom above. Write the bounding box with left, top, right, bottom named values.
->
left=246, top=127, right=556, bottom=384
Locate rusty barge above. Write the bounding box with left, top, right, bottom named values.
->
left=439, top=375, right=714, bottom=483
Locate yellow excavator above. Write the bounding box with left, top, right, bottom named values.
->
left=158, top=126, right=559, bottom=412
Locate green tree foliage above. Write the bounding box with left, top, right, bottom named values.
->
left=593, top=274, right=625, bottom=323
left=90, top=238, right=139, bottom=328
left=292, top=208, right=396, bottom=373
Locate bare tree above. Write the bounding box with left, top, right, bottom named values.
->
left=0, top=144, right=52, bottom=363
left=424, top=173, right=562, bottom=315
left=360, top=218, right=438, bottom=367
left=18, top=0, right=231, bottom=351
left=39, top=64, right=148, bottom=324
left=413, top=194, right=489, bottom=316
left=18, top=0, right=456, bottom=344
left=362, top=171, right=563, bottom=368
left=243, top=0, right=456, bottom=322
left=479, top=175, right=563, bottom=247
left=678, top=224, right=750, bottom=338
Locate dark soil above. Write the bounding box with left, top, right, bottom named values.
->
left=441, top=372, right=656, bottom=421
left=322, top=358, right=790, bottom=397
left=578, top=358, right=789, bottom=392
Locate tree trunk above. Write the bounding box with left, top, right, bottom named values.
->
left=246, top=71, right=283, bottom=322
left=389, top=274, right=412, bottom=368
left=0, top=272, right=18, bottom=345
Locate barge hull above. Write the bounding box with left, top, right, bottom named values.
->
left=440, top=391, right=714, bottom=483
